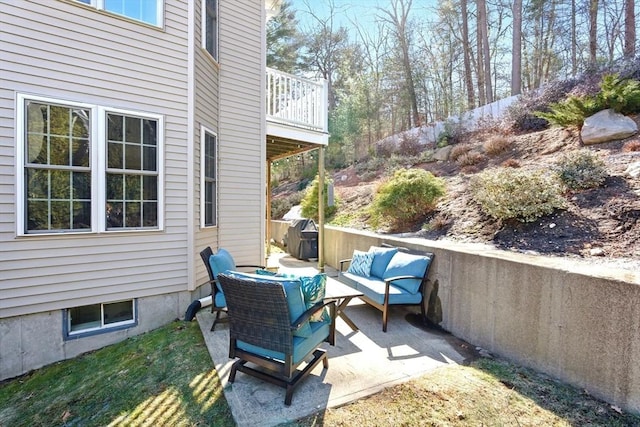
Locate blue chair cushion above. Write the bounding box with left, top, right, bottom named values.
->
left=357, top=277, right=423, bottom=305
left=225, top=271, right=312, bottom=338
left=237, top=319, right=330, bottom=364
left=382, top=252, right=430, bottom=294
left=299, top=273, right=330, bottom=322
left=214, top=291, right=226, bottom=308
left=346, top=250, right=374, bottom=277
left=368, top=246, right=398, bottom=279
left=209, top=248, right=236, bottom=293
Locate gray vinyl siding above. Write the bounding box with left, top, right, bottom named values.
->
left=193, top=0, right=220, bottom=289
left=217, top=0, right=264, bottom=266
left=0, top=0, right=191, bottom=318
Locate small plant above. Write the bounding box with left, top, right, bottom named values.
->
left=470, top=168, right=565, bottom=222
left=449, top=144, right=473, bottom=162
left=271, top=191, right=304, bottom=219
left=483, top=136, right=513, bottom=156
left=300, top=175, right=338, bottom=221
left=436, top=120, right=467, bottom=147
left=554, top=149, right=608, bottom=190
left=501, top=158, right=521, bottom=168
left=398, top=133, right=423, bottom=156
left=622, top=140, right=640, bottom=152
left=368, top=168, right=445, bottom=230
left=424, top=214, right=450, bottom=231
left=456, top=152, right=486, bottom=167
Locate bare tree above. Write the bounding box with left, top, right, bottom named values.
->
left=461, top=0, right=476, bottom=108
left=379, top=0, right=420, bottom=128
left=477, top=0, right=493, bottom=103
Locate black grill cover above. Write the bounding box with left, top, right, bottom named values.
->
left=284, top=219, right=318, bottom=260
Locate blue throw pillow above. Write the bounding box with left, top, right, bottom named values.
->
left=382, top=252, right=430, bottom=294
left=299, top=273, right=330, bottom=322
left=368, top=246, right=399, bottom=279
left=346, top=250, right=374, bottom=277
left=224, top=271, right=313, bottom=338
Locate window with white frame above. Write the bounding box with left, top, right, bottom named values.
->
left=18, top=95, right=163, bottom=235
left=75, top=0, right=163, bottom=27
left=203, top=0, right=218, bottom=60
left=201, top=129, right=217, bottom=227
left=65, top=300, right=136, bottom=337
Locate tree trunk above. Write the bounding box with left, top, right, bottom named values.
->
left=476, top=2, right=486, bottom=106
left=511, top=0, right=522, bottom=96
left=625, top=0, right=636, bottom=58
left=571, top=0, right=577, bottom=76
left=589, top=0, right=599, bottom=64
left=461, top=0, right=475, bottom=109
left=478, top=0, right=493, bottom=103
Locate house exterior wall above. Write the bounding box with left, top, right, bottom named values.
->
left=0, top=0, right=265, bottom=380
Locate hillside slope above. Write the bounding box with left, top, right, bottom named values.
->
left=329, top=125, right=640, bottom=271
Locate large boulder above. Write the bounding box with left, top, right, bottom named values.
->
left=581, top=109, right=638, bottom=145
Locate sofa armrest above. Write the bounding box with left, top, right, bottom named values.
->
left=338, top=258, right=352, bottom=273
left=236, top=264, right=266, bottom=269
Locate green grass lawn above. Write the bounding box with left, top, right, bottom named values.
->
left=0, top=321, right=234, bottom=427
left=2, top=319, right=639, bottom=426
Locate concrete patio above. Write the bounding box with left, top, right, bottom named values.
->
left=195, top=253, right=476, bottom=426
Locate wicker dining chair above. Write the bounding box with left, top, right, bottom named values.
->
left=199, top=247, right=265, bottom=331
left=218, top=273, right=335, bottom=406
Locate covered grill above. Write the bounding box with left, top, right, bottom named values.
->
left=283, top=219, right=318, bottom=260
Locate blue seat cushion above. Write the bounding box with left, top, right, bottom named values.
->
left=237, top=319, right=330, bottom=365
left=225, top=271, right=312, bottom=338
left=368, top=246, right=398, bottom=279
left=346, top=250, right=374, bottom=277
left=357, top=277, right=423, bottom=305
left=214, top=291, right=226, bottom=308
left=382, top=252, right=430, bottom=294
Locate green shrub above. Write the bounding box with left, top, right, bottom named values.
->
left=470, top=168, right=565, bottom=222
left=368, top=168, right=445, bottom=230
left=300, top=175, right=338, bottom=221
left=554, top=150, right=607, bottom=190
left=536, top=74, right=640, bottom=127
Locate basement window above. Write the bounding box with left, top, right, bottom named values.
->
left=64, top=300, right=137, bottom=338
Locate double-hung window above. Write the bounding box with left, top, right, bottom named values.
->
left=203, top=0, right=218, bottom=61
left=201, top=128, right=217, bottom=227
left=18, top=94, right=163, bottom=235
left=75, top=0, right=163, bottom=27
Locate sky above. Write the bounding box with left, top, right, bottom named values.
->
left=288, top=0, right=438, bottom=41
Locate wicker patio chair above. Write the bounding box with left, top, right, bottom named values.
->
left=218, top=273, right=336, bottom=406
left=199, top=247, right=265, bottom=331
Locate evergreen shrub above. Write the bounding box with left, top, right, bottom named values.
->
left=368, top=168, right=445, bottom=230
left=300, top=175, right=338, bottom=221
left=554, top=150, right=607, bottom=190
left=470, top=168, right=565, bottom=222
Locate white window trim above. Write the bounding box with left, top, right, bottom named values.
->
left=76, top=0, right=164, bottom=27
left=200, top=126, right=218, bottom=228
left=65, top=299, right=137, bottom=338
left=16, top=93, right=165, bottom=236
left=201, top=0, right=219, bottom=62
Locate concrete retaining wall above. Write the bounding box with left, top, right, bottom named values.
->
left=272, top=221, right=640, bottom=414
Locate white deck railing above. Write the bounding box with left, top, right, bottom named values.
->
left=266, top=67, right=328, bottom=133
